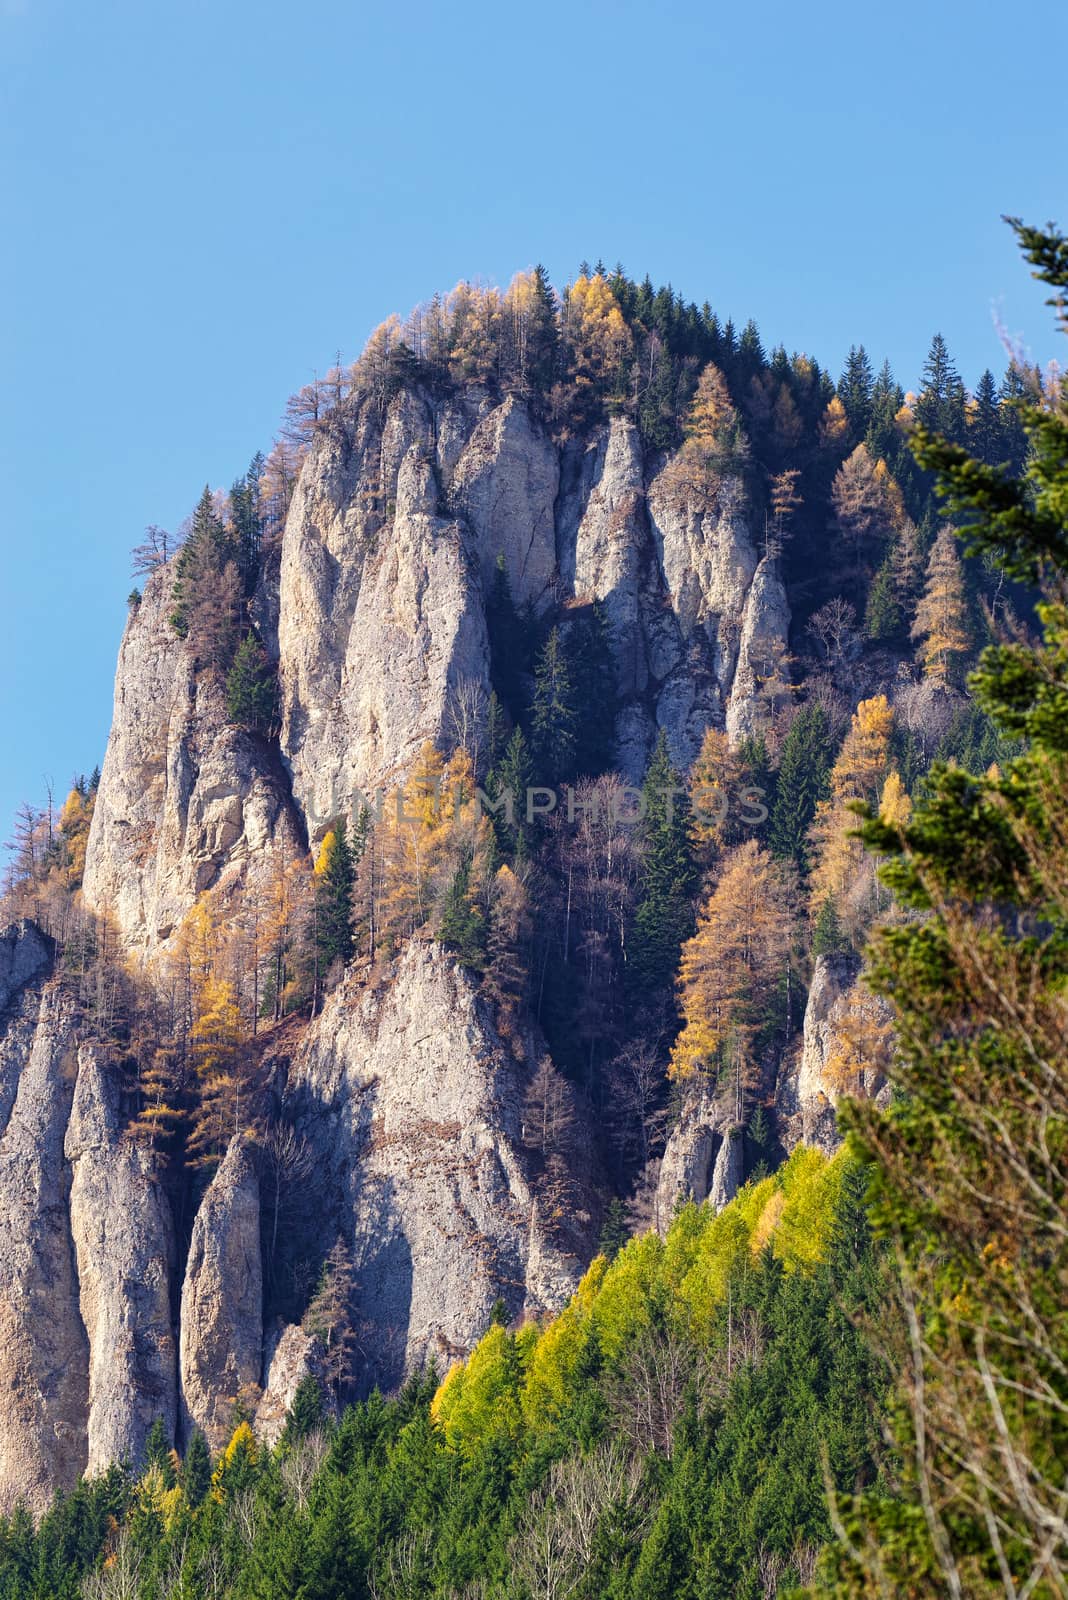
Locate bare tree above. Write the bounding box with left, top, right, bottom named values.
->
left=445, top=676, right=489, bottom=776
left=807, top=597, right=858, bottom=675
left=280, top=1427, right=328, bottom=1513
left=80, top=1530, right=144, bottom=1600
left=606, top=1322, right=700, bottom=1458
left=131, top=524, right=174, bottom=576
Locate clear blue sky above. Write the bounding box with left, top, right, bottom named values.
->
left=1, top=0, right=1065, bottom=847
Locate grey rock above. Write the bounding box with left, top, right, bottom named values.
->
left=778, top=954, right=892, bottom=1154
left=0, top=986, right=88, bottom=1515
left=179, top=1137, right=263, bottom=1448
left=287, top=942, right=581, bottom=1388
left=65, top=1047, right=177, bottom=1477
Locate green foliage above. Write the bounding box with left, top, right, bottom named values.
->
left=530, top=625, right=578, bottom=782
left=226, top=631, right=279, bottom=735
left=769, top=704, right=834, bottom=870
left=313, top=819, right=357, bottom=972
left=628, top=733, right=696, bottom=1004
left=0, top=1158, right=885, bottom=1600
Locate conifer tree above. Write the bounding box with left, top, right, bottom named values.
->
left=914, top=331, right=967, bottom=442
left=486, top=555, right=525, bottom=718
left=181, top=1431, right=211, bottom=1507
left=837, top=345, right=874, bottom=440
left=629, top=733, right=696, bottom=1003
left=816, top=217, right=1068, bottom=1599
left=530, top=626, right=578, bottom=783
left=769, top=704, right=833, bottom=871
left=313, top=820, right=356, bottom=973
left=910, top=524, right=971, bottom=686
left=568, top=600, right=617, bottom=777
left=969, top=367, right=1003, bottom=465
left=226, top=632, right=278, bottom=735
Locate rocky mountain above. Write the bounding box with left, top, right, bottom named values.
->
left=0, top=349, right=898, bottom=1515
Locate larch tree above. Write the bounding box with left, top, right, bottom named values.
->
left=911, top=524, right=971, bottom=687
left=670, top=839, right=796, bottom=1123
left=808, top=695, right=895, bottom=933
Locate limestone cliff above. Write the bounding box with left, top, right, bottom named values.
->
left=284, top=942, right=583, bottom=1390
left=777, top=954, right=892, bottom=1154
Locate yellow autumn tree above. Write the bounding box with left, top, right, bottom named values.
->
left=819, top=394, right=850, bottom=450
left=447, top=282, right=503, bottom=385
left=911, top=524, right=971, bottom=686
left=688, top=727, right=745, bottom=863
left=671, top=840, right=795, bottom=1124
left=808, top=695, right=895, bottom=924
left=563, top=273, right=632, bottom=410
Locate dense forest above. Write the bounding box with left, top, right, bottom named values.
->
left=1, top=218, right=1066, bottom=1596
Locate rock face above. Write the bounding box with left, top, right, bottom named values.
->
left=655, top=1094, right=741, bottom=1230
left=286, top=942, right=582, bottom=1388
left=0, top=982, right=88, bottom=1516
left=83, top=565, right=302, bottom=951
left=179, top=1137, right=263, bottom=1448
left=777, top=954, right=892, bottom=1154
left=65, top=1047, right=177, bottom=1477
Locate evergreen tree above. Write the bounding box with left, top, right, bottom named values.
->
left=229, top=454, right=264, bottom=593
left=914, top=332, right=967, bottom=442
left=437, top=847, right=487, bottom=968
left=811, top=893, right=847, bottom=956
left=142, top=1416, right=175, bottom=1484
left=313, top=820, right=356, bottom=973
left=181, top=1430, right=211, bottom=1507
left=526, top=264, right=559, bottom=397
left=969, top=367, right=1003, bottom=465
left=568, top=600, right=617, bottom=777
left=280, top=1374, right=327, bottom=1449
left=818, top=219, right=1068, bottom=1595
left=769, top=704, right=833, bottom=871
left=629, top=733, right=696, bottom=1003
left=530, top=626, right=579, bottom=783
left=863, top=554, right=901, bottom=640
left=837, top=344, right=874, bottom=439
left=490, top=725, right=534, bottom=858
left=486, top=556, right=525, bottom=718
left=170, top=485, right=235, bottom=639
left=226, top=631, right=279, bottom=735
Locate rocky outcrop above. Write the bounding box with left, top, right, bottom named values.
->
left=83, top=565, right=301, bottom=951
left=179, top=1137, right=263, bottom=1448
left=279, top=429, right=489, bottom=836
left=0, top=984, right=88, bottom=1515
left=0, top=920, right=52, bottom=1019
left=285, top=942, right=582, bottom=1388
left=655, top=1093, right=741, bottom=1230
left=254, top=1324, right=331, bottom=1447
left=777, top=954, right=892, bottom=1154
left=65, top=1048, right=177, bottom=1478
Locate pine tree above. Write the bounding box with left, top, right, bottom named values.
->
left=969, top=368, right=1003, bottom=465
left=629, top=733, right=696, bottom=1003
left=280, top=1374, right=327, bottom=1450
left=768, top=704, right=833, bottom=871
left=911, top=525, right=971, bottom=686
left=817, top=219, right=1068, bottom=1598
left=313, top=820, right=356, bottom=974
left=181, top=1430, right=211, bottom=1507
left=837, top=345, right=874, bottom=440
left=226, top=632, right=278, bottom=735
left=914, top=332, right=967, bottom=442
left=863, top=555, right=901, bottom=641
left=568, top=600, right=617, bottom=777
left=530, top=626, right=578, bottom=783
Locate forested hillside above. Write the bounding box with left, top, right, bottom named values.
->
left=0, top=219, right=1065, bottom=1597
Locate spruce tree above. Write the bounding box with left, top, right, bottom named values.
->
left=143, top=1416, right=175, bottom=1484
left=530, top=625, right=578, bottom=783
left=818, top=220, right=1068, bottom=1595
left=969, top=368, right=1003, bottom=465
left=568, top=600, right=617, bottom=777
left=837, top=344, right=874, bottom=440
left=437, top=848, right=487, bottom=968
left=313, top=819, right=356, bottom=972
left=863, top=555, right=901, bottom=641
left=226, top=632, right=278, bottom=734
left=280, top=1374, right=326, bottom=1449
left=629, top=733, right=696, bottom=1003
left=490, top=725, right=534, bottom=859
left=181, top=1430, right=211, bottom=1507
left=768, top=704, right=833, bottom=870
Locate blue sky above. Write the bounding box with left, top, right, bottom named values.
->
left=1, top=0, right=1065, bottom=846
